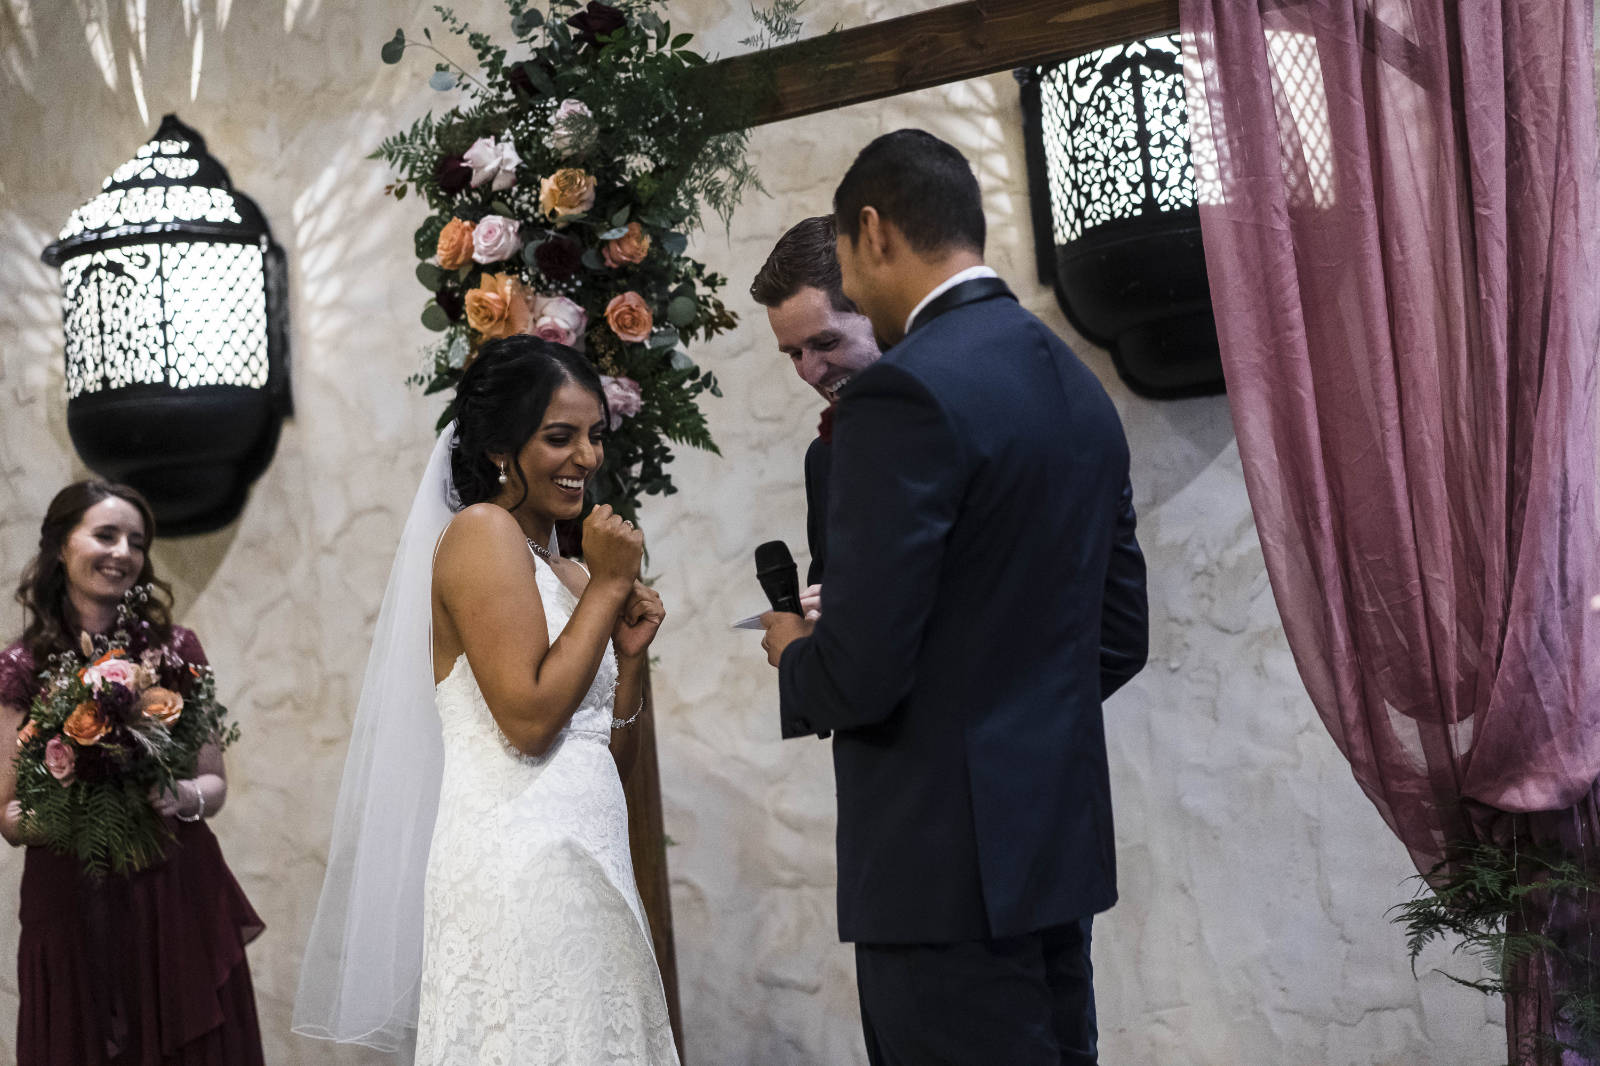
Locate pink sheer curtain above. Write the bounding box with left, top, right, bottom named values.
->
left=1180, top=0, right=1600, bottom=1057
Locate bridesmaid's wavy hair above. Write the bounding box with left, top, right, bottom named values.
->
left=13, top=480, right=173, bottom=664
left=447, top=335, right=610, bottom=513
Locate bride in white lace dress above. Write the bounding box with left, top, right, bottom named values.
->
left=293, top=337, right=677, bottom=1064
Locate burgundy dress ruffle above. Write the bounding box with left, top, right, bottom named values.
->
left=1, top=636, right=265, bottom=1066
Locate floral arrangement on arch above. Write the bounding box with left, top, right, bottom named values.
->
left=13, top=589, right=239, bottom=877
left=376, top=0, right=800, bottom=522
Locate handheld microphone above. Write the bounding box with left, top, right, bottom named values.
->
left=754, top=540, right=803, bottom=615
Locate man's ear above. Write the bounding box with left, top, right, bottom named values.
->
left=857, top=206, right=893, bottom=265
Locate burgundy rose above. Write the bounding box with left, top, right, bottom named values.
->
left=435, top=154, right=473, bottom=195
left=534, top=235, right=583, bottom=280
left=509, top=59, right=557, bottom=99
left=566, top=2, right=625, bottom=49
left=97, top=682, right=136, bottom=725
left=435, top=286, right=465, bottom=322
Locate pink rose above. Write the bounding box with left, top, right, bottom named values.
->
left=531, top=295, right=588, bottom=347
left=549, top=98, right=595, bottom=155
left=462, top=136, right=522, bottom=191
left=600, top=375, right=644, bottom=429
left=44, top=736, right=75, bottom=785
left=82, top=657, right=139, bottom=692
left=471, top=215, right=523, bottom=264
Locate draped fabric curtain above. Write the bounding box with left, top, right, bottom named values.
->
left=1179, top=1, right=1600, bottom=1055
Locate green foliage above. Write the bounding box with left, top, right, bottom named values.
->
left=1391, top=841, right=1600, bottom=1063
left=376, top=0, right=801, bottom=520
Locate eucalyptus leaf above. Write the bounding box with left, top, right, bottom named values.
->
left=521, top=243, right=542, bottom=266
left=490, top=200, right=513, bottom=216
left=610, top=205, right=631, bottom=228
left=662, top=232, right=687, bottom=255
left=648, top=329, right=680, bottom=350
left=596, top=226, right=628, bottom=241
left=666, top=296, right=697, bottom=327
left=511, top=9, right=543, bottom=35
left=429, top=70, right=457, bottom=91
left=415, top=262, right=445, bottom=290
left=394, top=184, right=407, bottom=200
left=421, top=303, right=450, bottom=332
left=581, top=247, right=606, bottom=270
left=669, top=350, right=694, bottom=370
left=381, top=29, right=406, bottom=64
left=671, top=32, right=693, bottom=49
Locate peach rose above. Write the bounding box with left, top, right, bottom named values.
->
left=43, top=736, right=75, bottom=784
left=538, top=168, right=597, bottom=220
left=604, top=292, right=653, bottom=344
left=436, top=218, right=477, bottom=270
left=137, top=686, right=183, bottom=727
left=16, top=721, right=38, bottom=749
left=63, top=701, right=110, bottom=746
left=465, top=273, right=534, bottom=340
left=601, top=222, right=651, bottom=268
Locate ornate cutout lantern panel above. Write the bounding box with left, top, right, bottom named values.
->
left=1019, top=37, right=1224, bottom=399
left=42, top=114, right=290, bottom=535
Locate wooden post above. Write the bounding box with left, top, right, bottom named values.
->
left=622, top=665, right=683, bottom=1056
left=702, top=0, right=1181, bottom=129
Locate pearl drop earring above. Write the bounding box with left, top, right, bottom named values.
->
left=498, top=463, right=508, bottom=485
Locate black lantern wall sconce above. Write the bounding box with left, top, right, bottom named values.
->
left=1019, top=36, right=1225, bottom=399
left=41, top=114, right=290, bottom=535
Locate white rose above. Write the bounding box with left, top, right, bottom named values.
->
left=531, top=294, right=588, bottom=347
left=463, top=136, right=522, bottom=191
left=471, top=215, right=523, bottom=264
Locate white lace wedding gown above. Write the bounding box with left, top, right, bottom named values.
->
left=415, top=550, right=679, bottom=1065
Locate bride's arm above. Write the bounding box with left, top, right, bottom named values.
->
left=436, top=504, right=635, bottom=756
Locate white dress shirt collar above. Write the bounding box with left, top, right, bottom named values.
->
left=904, top=265, right=1000, bottom=336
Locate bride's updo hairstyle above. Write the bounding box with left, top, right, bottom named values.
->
left=448, top=334, right=610, bottom=512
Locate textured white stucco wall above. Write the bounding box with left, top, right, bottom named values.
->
left=0, top=1, right=1510, bottom=1063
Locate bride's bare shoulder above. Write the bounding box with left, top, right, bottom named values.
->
left=438, top=504, right=519, bottom=553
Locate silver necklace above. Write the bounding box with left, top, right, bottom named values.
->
left=526, top=537, right=553, bottom=561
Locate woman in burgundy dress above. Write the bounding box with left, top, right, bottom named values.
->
left=0, top=480, right=263, bottom=1066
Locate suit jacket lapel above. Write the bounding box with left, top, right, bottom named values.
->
left=907, top=276, right=1016, bottom=336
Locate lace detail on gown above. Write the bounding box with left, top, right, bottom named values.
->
left=415, top=554, right=678, bottom=1066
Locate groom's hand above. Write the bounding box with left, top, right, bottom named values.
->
left=759, top=611, right=813, bottom=668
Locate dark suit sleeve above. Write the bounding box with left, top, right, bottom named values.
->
left=777, top=364, right=964, bottom=737
left=1099, top=475, right=1148, bottom=701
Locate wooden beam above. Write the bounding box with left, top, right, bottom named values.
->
left=706, top=0, right=1181, bottom=128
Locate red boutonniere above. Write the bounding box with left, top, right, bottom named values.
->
left=818, top=405, right=835, bottom=444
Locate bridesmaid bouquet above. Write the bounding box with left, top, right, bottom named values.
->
left=12, top=589, right=239, bottom=876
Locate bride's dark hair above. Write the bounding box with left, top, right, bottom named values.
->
left=448, top=335, right=610, bottom=513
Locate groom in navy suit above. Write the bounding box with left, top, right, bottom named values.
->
left=760, top=130, right=1148, bottom=1065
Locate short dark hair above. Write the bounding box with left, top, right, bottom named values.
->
left=448, top=334, right=609, bottom=512
left=833, top=129, right=985, bottom=256
left=750, top=216, right=857, bottom=313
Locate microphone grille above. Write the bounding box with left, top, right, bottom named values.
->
left=754, top=540, right=795, bottom=570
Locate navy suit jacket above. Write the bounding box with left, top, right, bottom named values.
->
left=803, top=436, right=830, bottom=587
left=778, top=277, right=1148, bottom=945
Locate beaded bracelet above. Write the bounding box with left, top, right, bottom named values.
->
left=176, top=781, right=206, bottom=822
left=612, top=697, right=644, bottom=730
